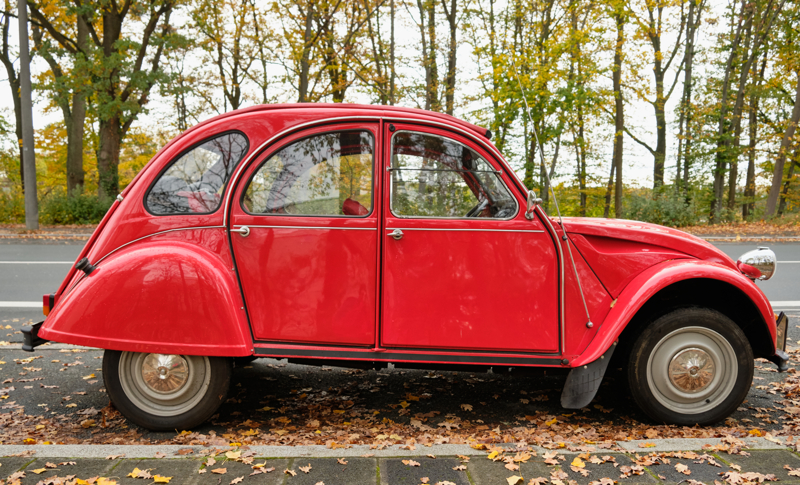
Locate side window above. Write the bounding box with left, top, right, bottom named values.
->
left=146, top=132, right=249, bottom=215
left=243, top=131, right=374, bottom=217
left=390, top=131, right=516, bottom=219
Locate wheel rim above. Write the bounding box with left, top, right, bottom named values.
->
left=118, top=352, right=212, bottom=417
left=646, top=326, right=738, bottom=415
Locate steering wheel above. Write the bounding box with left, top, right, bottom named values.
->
left=466, top=199, right=489, bottom=218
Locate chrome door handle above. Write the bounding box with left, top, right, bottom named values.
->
left=388, top=229, right=403, bottom=240
left=231, top=226, right=250, bottom=237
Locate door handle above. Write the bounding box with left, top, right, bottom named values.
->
left=231, top=226, right=250, bottom=237
left=388, top=229, right=403, bottom=240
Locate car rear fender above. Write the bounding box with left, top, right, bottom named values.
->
left=572, top=259, right=775, bottom=367
left=39, top=230, right=251, bottom=357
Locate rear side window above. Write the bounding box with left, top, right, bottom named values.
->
left=146, top=132, right=249, bottom=215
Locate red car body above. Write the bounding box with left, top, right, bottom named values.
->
left=34, top=104, right=780, bottom=368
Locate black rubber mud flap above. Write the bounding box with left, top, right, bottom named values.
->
left=560, top=341, right=616, bottom=409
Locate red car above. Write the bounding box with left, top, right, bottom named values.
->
left=23, top=104, right=787, bottom=431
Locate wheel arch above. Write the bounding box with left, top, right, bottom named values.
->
left=39, top=232, right=252, bottom=357
left=573, top=260, right=775, bottom=367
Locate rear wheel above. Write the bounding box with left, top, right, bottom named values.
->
left=103, top=350, right=232, bottom=431
left=627, top=308, right=753, bottom=425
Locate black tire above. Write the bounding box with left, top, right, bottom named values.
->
left=103, top=350, right=232, bottom=431
left=627, top=307, right=753, bottom=426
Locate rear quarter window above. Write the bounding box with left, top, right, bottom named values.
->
left=146, top=132, right=249, bottom=215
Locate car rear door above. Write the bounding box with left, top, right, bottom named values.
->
left=229, top=123, right=380, bottom=346
left=380, top=123, right=560, bottom=353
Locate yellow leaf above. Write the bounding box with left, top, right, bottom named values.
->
left=507, top=476, right=524, bottom=485
left=23, top=438, right=36, bottom=444
left=488, top=451, right=500, bottom=460
left=82, top=374, right=96, bottom=380
left=225, top=451, right=242, bottom=460
left=240, top=429, right=258, bottom=436
left=127, top=468, right=142, bottom=478
left=97, top=478, right=117, bottom=485
left=74, top=480, right=89, bottom=485
left=153, top=475, right=171, bottom=483
left=32, top=468, right=47, bottom=474
left=748, top=429, right=764, bottom=437
left=571, top=457, right=585, bottom=468
left=229, top=442, right=242, bottom=446
left=35, top=424, right=45, bottom=430
left=333, top=410, right=345, bottom=414
left=399, top=401, right=410, bottom=408
left=545, top=417, right=557, bottom=426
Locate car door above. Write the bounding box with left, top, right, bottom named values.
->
left=229, top=124, right=380, bottom=346
left=381, top=124, right=560, bottom=352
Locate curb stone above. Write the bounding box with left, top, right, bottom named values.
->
left=0, top=438, right=790, bottom=458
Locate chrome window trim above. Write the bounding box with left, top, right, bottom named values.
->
left=387, top=129, right=519, bottom=221
left=386, top=227, right=544, bottom=233
left=235, top=225, right=376, bottom=231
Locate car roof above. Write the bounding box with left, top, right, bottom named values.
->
left=183, top=103, right=492, bottom=141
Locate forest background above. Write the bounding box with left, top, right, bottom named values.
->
left=0, top=0, right=799, bottom=227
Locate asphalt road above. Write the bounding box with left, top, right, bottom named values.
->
left=0, top=239, right=798, bottom=441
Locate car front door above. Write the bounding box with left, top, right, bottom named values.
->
left=380, top=124, right=560, bottom=353
left=229, top=124, right=380, bottom=346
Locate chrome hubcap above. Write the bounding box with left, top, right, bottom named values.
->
left=646, top=326, right=737, bottom=415
left=141, top=354, right=189, bottom=394
left=668, top=348, right=715, bottom=393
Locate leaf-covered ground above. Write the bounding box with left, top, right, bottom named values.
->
left=0, top=324, right=798, bottom=449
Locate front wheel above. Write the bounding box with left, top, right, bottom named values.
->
left=103, top=350, right=232, bottom=431
left=627, top=308, right=753, bottom=426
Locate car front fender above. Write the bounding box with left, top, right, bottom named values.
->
left=572, top=259, right=775, bottom=367
left=39, top=234, right=251, bottom=357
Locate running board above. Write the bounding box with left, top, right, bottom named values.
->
left=560, top=341, right=616, bottom=409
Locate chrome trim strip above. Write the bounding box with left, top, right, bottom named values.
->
left=386, top=227, right=544, bottom=233
left=223, top=116, right=384, bottom=227
left=237, top=225, right=376, bottom=231
left=67, top=226, right=226, bottom=295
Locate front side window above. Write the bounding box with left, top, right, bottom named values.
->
left=390, top=131, right=516, bottom=219
left=243, top=131, right=374, bottom=216
left=147, top=132, right=249, bottom=215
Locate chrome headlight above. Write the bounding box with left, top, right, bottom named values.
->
left=736, top=247, right=776, bottom=281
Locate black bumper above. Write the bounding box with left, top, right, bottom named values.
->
left=768, top=312, right=789, bottom=372
left=21, top=321, right=48, bottom=352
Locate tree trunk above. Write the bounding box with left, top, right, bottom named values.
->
left=743, top=53, right=767, bottom=219
left=778, top=156, right=798, bottom=216
left=389, top=0, right=395, bottom=104
left=604, top=158, right=616, bottom=219
left=613, top=11, right=624, bottom=218
left=764, top=72, right=800, bottom=218
left=97, top=118, right=121, bottom=200
left=298, top=2, right=314, bottom=103
left=677, top=0, right=701, bottom=196
left=441, top=0, right=457, bottom=115
left=1, top=9, right=24, bottom=189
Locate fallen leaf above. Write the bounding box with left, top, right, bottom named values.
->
left=230, top=477, right=244, bottom=484
left=284, top=469, right=297, bottom=476
left=105, top=454, right=124, bottom=460
left=31, top=468, right=47, bottom=474
left=152, top=476, right=171, bottom=483
left=571, top=457, right=585, bottom=468
left=211, top=468, right=227, bottom=474
left=226, top=451, right=242, bottom=460
left=299, top=464, right=312, bottom=473
left=337, top=458, right=348, bottom=465
left=421, top=478, right=430, bottom=484
left=675, top=463, right=691, bottom=476
left=403, top=460, right=421, bottom=467
left=505, top=463, right=520, bottom=471
left=154, top=452, right=166, bottom=459
left=453, top=465, right=467, bottom=471
left=461, top=404, right=473, bottom=411
left=529, top=478, right=549, bottom=485
left=507, top=476, right=524, bottom=485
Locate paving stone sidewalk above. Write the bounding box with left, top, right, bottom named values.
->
left=3, top=444, right=800, bottom=485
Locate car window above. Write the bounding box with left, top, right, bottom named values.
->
left=390, top=131, right=516, bottom=219
left=243, top=131, right=374, bottom=217
left=147, top=132, right=249, bottom=215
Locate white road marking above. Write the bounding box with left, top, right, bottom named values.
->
left=0, top=261, right=73, bottom=264
left=0, top=302, right=41, bottom=308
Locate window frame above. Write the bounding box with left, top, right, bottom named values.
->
left=239, top=128, right=377, bottom=219
left=144, top=130, right=250, bottom=217
left=388, top=129, right=519, bottom=221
